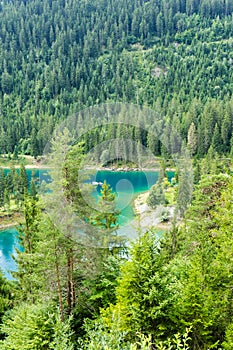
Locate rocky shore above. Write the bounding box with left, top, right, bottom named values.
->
left=100, top=166, right=143, bottom=172
left=134, top=192, right=150, bottom=214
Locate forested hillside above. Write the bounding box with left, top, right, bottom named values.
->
left=0, top=0, right=233, bottom=156
left=1, top=1, right=233, bottom=349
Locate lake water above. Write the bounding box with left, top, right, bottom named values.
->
left=90, top=170, right=174, bottom=226
left=0, top=169, right=174, bottom=279
left=0, top=227, right=22, bottom=279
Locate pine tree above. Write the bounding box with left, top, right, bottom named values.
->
left=14, top=197, right=41, bottom=301
left=101, top=231, right=177, bottom=342
left=19, top=164, right=28, bottom=197
left=147, top=183, right=166, bottom=209
left=30, top=177, right=38, bottom=200
left=0, top=303, right=74, bottom=350
left=187, top=122, right=198, bottom=156
left=94, top=181, right=118, bottom=228
left=211, top=123, right=222, bottom=154
left=176, top=155, right=193, bottom=218
left=0, top=168, right=5, bottom=207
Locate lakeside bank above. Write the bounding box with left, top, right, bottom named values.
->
left=133, top=191, right=174, bottom=232
left=0, top=212, right=23, bottom=231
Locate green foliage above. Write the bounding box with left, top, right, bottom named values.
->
left=92, top=181, right=119, bottom=231
left=1, top=1, right=233, bottom=348
left=156, top=327, right=192, bottom=350
left=9, top=143, right=125, bottom=343
left=0, top=165, right=31, bottom=211
left=222, top=323, right=233, bottom=350
left=100, top=150, right=110, bottom=165
left=87, top=255, right=122, bottom=309
left=74, top=254, right=122, bottom=332
left=0, top=273, right=13, bottom=339
left=83, top=173, right=233, bottom=348
left=171, top=174, right=233, bottom=348
left=52, top=311, right=74, bottom=350
left=147, top=183, right=166, bottom=209
left=13, top=197, right=41, bottom=300
left=0, top=303, right=73, bottom=350
left=81, top=318, right=192, bottom=350
left=102, top=230, right=178, bottom=341
left=157, top=206, right=170, bottom=222
left=187, top=122, right=198, bottom=156
left=176, top=155, right=193, bottom=217
left=0, top=0, right=233, bottom=157
left=80, top=318, right=130, bottom=350
left=62, top=141, right=88, bottom=216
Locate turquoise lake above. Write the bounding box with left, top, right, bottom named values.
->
left=92, top=170, right=174, bottom=226
left=0, top=169, right=174, bottom=279
left=0, top=227, right=22, bottom=279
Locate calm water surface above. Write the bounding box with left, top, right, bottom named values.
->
left=93, top=170, right=174, bottom=226
left=0, top=227, right=22, bottom=279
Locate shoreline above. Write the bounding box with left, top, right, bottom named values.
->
left=134, top=191, right=150, bottom=214
left=133, top=191, right=174, bottom=232
left=0, top=165, right=175, bottom=173
left=0, top=164, right=48, bottom=170
left=0, top=156, right=175, bottom=173
left=0, top=222, right=18, bottom=231
left=0, top=212, right=23, bottom=231
left=87, top=165, right=175, bottom=172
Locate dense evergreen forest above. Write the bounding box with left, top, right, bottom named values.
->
left=1, top=0, right=233, bottom=349
left=0, top=0, right=233, bottom=156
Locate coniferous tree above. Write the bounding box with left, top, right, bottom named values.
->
left=211, top=123, right=222, bottom=154
left=93, top=181, right=118, bottom=231
left=0, top=169, right=5, bottom=207
left=147, top=183, right=166, bottom=209
left=187, top=122, right=198, bottom=156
